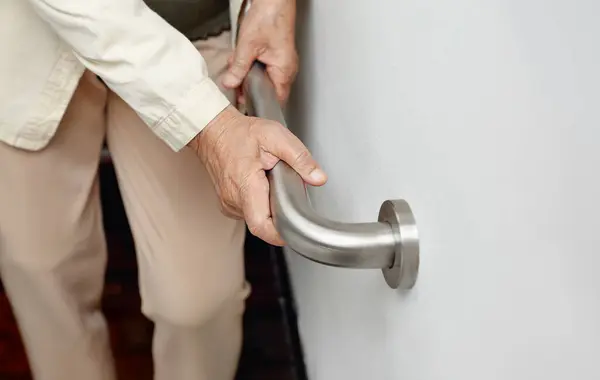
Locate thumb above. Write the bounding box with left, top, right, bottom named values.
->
left=223, top=42, right=257, bottom=89
left=260, top=123, right=328, bottom=186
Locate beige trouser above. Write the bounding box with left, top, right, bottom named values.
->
left=0, top=32, right=249, bottom=380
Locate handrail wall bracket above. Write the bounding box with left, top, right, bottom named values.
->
left=378, top=200, right=419, bottom=289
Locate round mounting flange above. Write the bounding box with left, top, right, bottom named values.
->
left=378, top=199, right=419, bottom=289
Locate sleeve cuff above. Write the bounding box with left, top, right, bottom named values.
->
left=153, top=77, right=231, bottom=151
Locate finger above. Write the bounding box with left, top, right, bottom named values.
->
left=266, top=54, right=298, bottom=104
left=272, top=81, right=292, bottom=106
left=241, top=171, right=285, bottom=246
left=224, top=54, right=245, bottom=105
left=215, top=186, right=243, bottom=218
left=260, top=150, right=280, bottom=170
left=266, top=68, right=290, bottom=105
left=222, top=40, right=260, bottom=89
left=220, top=200, right=243, bottom=220
left=258, top=124, right=327, bottom=186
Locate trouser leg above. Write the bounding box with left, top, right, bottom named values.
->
left=105, top=32, right=249, bottom=380
left=0, top=72, right=115, bottom=380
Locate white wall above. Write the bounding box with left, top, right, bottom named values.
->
left=285, top=1, right=600, bottom=379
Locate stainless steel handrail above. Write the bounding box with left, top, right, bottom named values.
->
left=236, top=0, right=420, bottom=289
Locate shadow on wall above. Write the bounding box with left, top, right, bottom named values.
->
left=286, top=0, right=312, bottom=141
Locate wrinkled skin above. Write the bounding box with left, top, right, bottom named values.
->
left=187, top=1, right=325, bottom=246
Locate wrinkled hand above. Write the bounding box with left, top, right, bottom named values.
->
left=223, top=0, right=298, bottom=104
left=188, top=105, right=326, bottom=246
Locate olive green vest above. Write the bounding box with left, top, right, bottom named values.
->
left=144, top=0, right=230, bottom=41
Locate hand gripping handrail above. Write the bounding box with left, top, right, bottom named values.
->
left=235, top=0, right=420, bottom=289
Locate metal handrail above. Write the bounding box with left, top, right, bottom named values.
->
left=236, top=0, right=420, bottom=289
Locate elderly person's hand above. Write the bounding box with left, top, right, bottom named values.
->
left=189, top=105, right=326, bottom=247
left=222, top=0, right=298, bottom=104
left=189, top=0, right=318, bottom=246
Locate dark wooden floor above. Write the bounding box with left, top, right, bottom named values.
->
left=0, top=162, right=306, bottom=380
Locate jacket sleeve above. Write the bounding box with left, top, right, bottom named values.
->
left=27, top=0, right=231, bottom=151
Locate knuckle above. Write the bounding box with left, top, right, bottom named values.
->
left=218, top=185, right=242, bottom=215
left=218, top=202, right=234, bottom=218
left=218, top=182, right=234, bottom=203
left=280, top=52, right=299, bottom=79
left=232, top=57, right=247, bottom=70
left=216, top=191, right=230, bottom=208
left=250, top=126, right=275, bottom=148
left=292, top=149, right=311, bottom=167
left=246, top=116, right=264, bottom=136
left=218, top=200, right=228, bottom=213
left=287, top=54, right=299, bottom=74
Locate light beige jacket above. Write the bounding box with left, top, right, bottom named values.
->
left=0, top=0, right=241, bottom=151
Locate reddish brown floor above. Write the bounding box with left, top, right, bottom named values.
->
left=0, top=163, right=306, bottom=380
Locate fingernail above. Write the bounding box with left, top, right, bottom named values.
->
left=309, top=168, right=326, bottom=182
